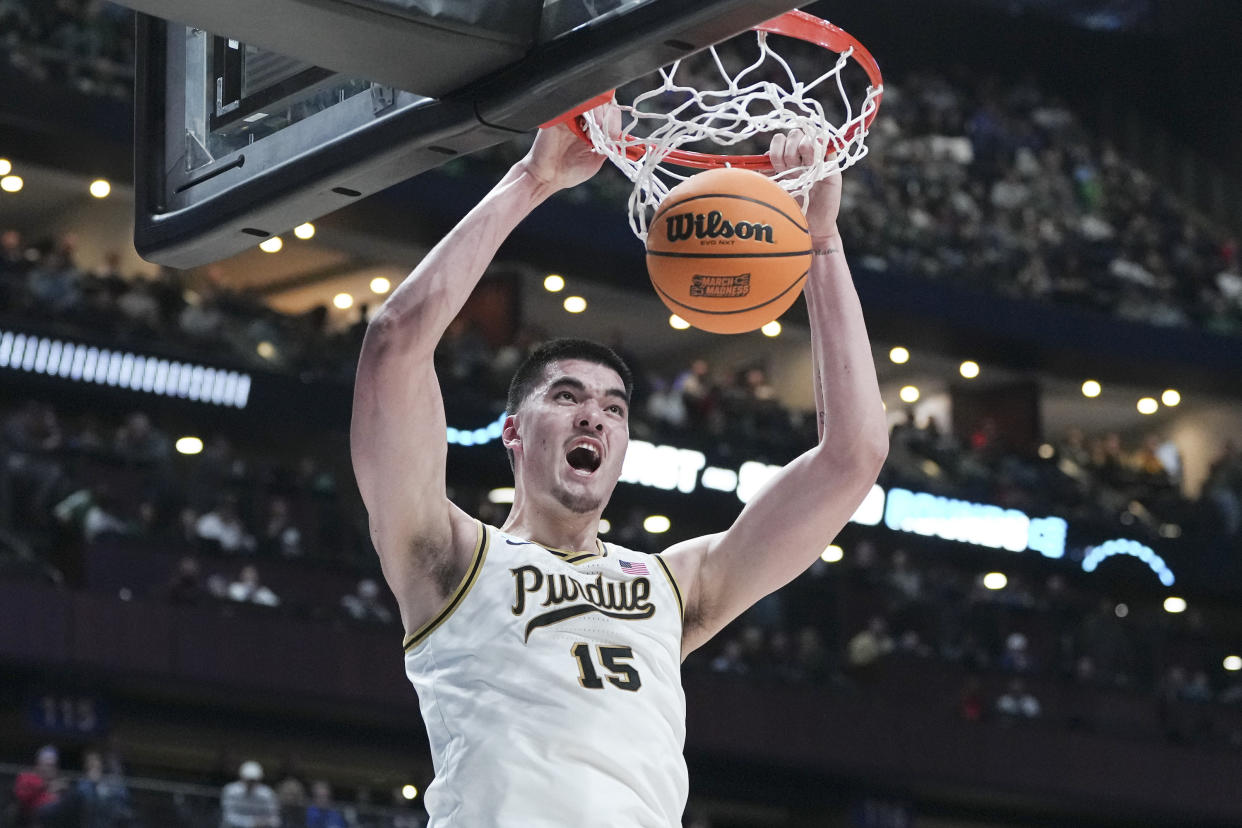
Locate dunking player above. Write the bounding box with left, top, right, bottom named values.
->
left=350, top=103, right=888, bottom=826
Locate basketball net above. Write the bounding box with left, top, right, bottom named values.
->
left=574, top=12, right=882, bottom=241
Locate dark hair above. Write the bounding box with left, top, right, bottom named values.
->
left=504, top=338, right=633, bottom=468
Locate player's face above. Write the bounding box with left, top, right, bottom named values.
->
left=516, top=359, right=629, bottom=515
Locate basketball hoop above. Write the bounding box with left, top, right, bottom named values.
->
left=545, top=10, right=883, bottom=240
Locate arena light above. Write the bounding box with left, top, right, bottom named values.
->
left=959, top=360, right=979, bottom=379
left=1224, top=655, right=1242, bottom=672
left=1038, top=443, right=1055, bottom=459
left=1081, top=380, right=1101, bottom=398
left=0, top=159, right=10, bottom=175
left=761, top=321, right=781, bottom=337
left=370, top=276, right=391, bottom=295
left=982, top=572, right=1007, bottom=590
left=620, top=440, right=706, bottom=494
left=0, top=328, right=251, bottom=408
left=89, top=179, right=111, bottom=199
left=293, top=222, right=315, bottom=240
left=175, top=436, right=203, bottom=455
left=820, top=544, right=843, bottom=563
left=255, top=341, right=276, bottom=360
left=446, top=412, right=506, bottom=446
left=0, top=175, right=23, bottom=193
left=668, top=314, right=690, bottom=330
left=1163, top=596, right=1187, bottom=614
left=1114, top=602, right=1129, bottom=618
left=333, top=293, right=354, bottom=309
left=445, top=429, right=1175, bottom=580
left=258, top=236, right=282, bottom=253
left=700, top=465, right=738, bottom=492
left=888, top=346, right=909, bottom=364
left=1136, top=397, right=1158, bottom=415
left=401, top=785, right=418, bottom=800
left=736, top=460, right=780, bottom=504
left=885, top=486, right=1066, bottom=557
left=899, top=385, right=919, bottom=403
left=487, top=487, right=515, bottom=504
left=1082, top=538, right=1175, bottom=586
left=1161, top=389, right=1181, bottom=407
left=643, top=515, right=671, bottom=534
left=850, top=485, right=885, bottom=526
left=598, top=518, right=611, bottom=534
left=563, top=296, right=587, bottom=313
left=543, top=274, right=565, bottom=292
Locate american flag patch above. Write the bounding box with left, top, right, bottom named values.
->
left=619, top=559, right=649, bottom=576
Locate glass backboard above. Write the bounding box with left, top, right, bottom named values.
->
left=121, top=0, right=804, bottom=268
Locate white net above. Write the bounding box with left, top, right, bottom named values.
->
left=579, top=23, right=883, bottom=240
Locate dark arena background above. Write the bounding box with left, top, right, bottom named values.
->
left=3, top=1, right=1242, bottom=826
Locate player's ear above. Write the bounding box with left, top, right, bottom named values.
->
left=502, top=414, right=521, bottom=453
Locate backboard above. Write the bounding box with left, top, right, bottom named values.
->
left=121, top=0, right=805, bottom=268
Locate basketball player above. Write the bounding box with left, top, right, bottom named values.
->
left=350, top=103, right=887, bottom=826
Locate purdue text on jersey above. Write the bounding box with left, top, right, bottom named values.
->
left=510, top=564, right=655, bottom=641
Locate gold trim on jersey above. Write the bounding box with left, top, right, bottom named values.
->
left=653, top=554, right=684, bottom=621
left=402, top=521, right=489, bottom=652
left=541, top=538, right=608, bottom=566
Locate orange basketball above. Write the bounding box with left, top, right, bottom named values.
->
left=645, top=167, right=811, bottom=334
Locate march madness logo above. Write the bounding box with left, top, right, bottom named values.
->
left=690, top=274, right=751, bottom=298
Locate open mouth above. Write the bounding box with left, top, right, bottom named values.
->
left=566, top=444, right=601, bottom=474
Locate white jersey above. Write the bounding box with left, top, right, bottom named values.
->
left=403, top=521, right=688, bottom=827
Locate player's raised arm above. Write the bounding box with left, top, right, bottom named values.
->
left=350, top=109, right=610, bottom=633
left=662, top=131, right=889, bottom=657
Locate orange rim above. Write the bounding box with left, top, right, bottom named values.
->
left=545, top=10, right=883, bottom=172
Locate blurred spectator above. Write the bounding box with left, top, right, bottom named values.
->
left=53, top=485, right=132, bottom=543
left=959, top=676, right=985, bottom=722
left=3, top=401, right=66, bottom=525
left=847, top=616, right=894, bottom=670
left=178, top=291, right=226, bottom=345
left=1079, top=598, right=1135, bottom=687
left=340, top=577, right=394, bottom=625
left=998, top=632, right=1035, bottom=674
left=1157, top=665, right=1190, bottom=742
left=26, top=243, right=81, bottom=317
left=112, top=412, right=172, bottom=467
left=75, top=748, right=133, bottom=828
left=709, top=639, right=747, bottom=676
left=886, top=549, right=923, bottom=604
left=220, top=760, right=280, bottom=828
left=644, top=376, right=687, bottom=432
left=794, top=626, right=830, bottom=683
left=256, top=497, right=303, bottom=558
left=115, top=276, right=162, bottom=336
left=1203, top=441, right=1242, bottom=537
left=995, top=678, right=1042, bottom=721
left=674, top=358, right=718, bottom=433
left=196, top=496, right=257, bottom=555
left=1181, top=670, right=1214, bottom=704
left=12, top=745, right=70, bottom=826
left=227, top=565, right=280, bottom=607
left=161, top=555, right=209, bottom=605
left=305, top=781, right=347, bottom=828
left=275, top=774, right=307, bottom=828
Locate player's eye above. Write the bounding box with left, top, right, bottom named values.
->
left=556, top=390, right=576, bottom=401
left=608, top=404, right=625, bottom=415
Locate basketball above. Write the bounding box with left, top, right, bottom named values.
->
left=645, top=167, right=812, bottom=335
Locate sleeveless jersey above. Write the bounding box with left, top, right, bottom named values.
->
left=403, top=521, right=688, bottom=827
